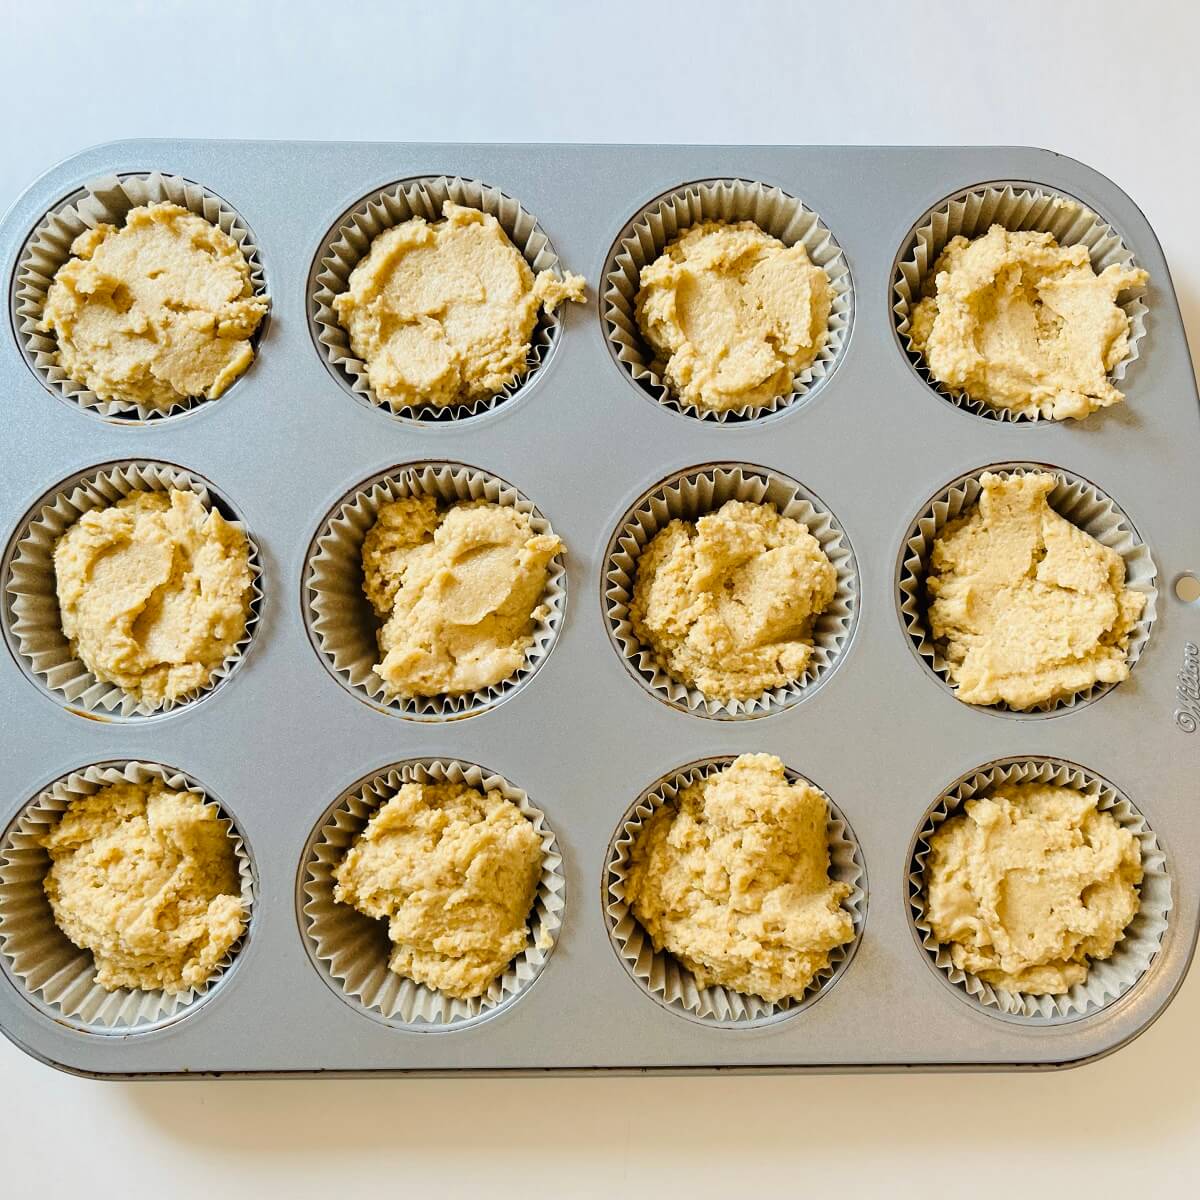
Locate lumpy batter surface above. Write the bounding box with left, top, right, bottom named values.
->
left=625, top=754, right=854, bottom=1004
left=333, top=202, right=584, bottom=407
left=925, top=782, right=1143, bottom=995
left=54, top=489, right=253, bottom=706
left=926, top=472, right=1144, bottom=709
left=630, top=499, right=836, bottom=702
left=333, top=779, right=543, bottom=999
left=40, top=780, right=245, bottom=994
left=41, top=202, right=267, bottom=408
left=909, top=224, right=1147, bottom=420
left=361, top=495, right=562, bottom=699
left=635, top=220, right=832, bottom=411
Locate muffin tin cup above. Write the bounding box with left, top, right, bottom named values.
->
left=11, top=171, right=269, bottom=422
left=299, top=758, right=565, bottom=1030
left=604, top=756, right=866, bottom=1027
left=898, top=462, right=1158, bottom=714
left=309, top=175, right=571, bottom=422
left=908, top=756, right=1171, bottom=1023
left=0, top=760, right=255, bottom=1034
left=603, top=463, right=857, bottom=719
left=2, top=460, right=265, bottom=720
left=892, top=182, right=1149, bottom=422
left=303, top=461, right=566, bottom=720
left=602, top=177, right=853, bottom=422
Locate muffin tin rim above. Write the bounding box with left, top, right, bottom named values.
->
left=902, top=753, right=1174, bottom=1028
left=888, top=176, right=1149, bottom=425
left=0, top=757, right=260, bottom=1038
left=599, top=174, right=856, bottom=425
left=299, top=458, right=568, bottom=722
left=304, top=173, right=570, bottom=427
left=0, top=456, right=268, bottom=724
left=893, top=458, right=1157, bottom=719
left=601, top=752, right=868, bottom=1030
left=294, top=755, right=565, bottom=1035
left=7, top=169, right=272, bottom=425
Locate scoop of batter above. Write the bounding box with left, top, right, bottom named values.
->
left=630, top=499, right=836, bottom=702
left=53, top=489, right=253, bottom=706
left=626, top=754, right=854, bottom=1004
left=40, top=780, right=246, bottom=993
left=926, top=472, right=1144, bottom=709
left=925, top=782, right=1143, bottom=995
left=635, top=220, right=832, bottom=412
left=41, top=202, right=268, bottom=408
left=909, top=224, right=1147, bottom=420
left=333, top=779, right=543, bottom=999
left=361, top=495, right=562, bottom=699
left=333, top=202, right=584, bottom=407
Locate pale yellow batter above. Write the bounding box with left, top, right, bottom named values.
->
left=333, top=202, right=585, bottom=407
left=54, top=490, right=253, bottom=706
left=909, top=224, right=1148, bottom=420
left=40, top=780, right=246, bottom=993
left=635, top=220, right=832, bottom=412
left=925, top=782, right=1143, bottom=995
left=625, top=754, right=854, bottom=1004
left=630, top=499, right=836, bottom=703
left=41, top=202, right=268, bottom=408
left=333, top=779, right=543, bottom=999
left=362, top=495, right=562, bottom=699
left=926, top=472, right=1144, bottom=709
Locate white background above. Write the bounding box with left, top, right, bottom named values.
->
left=2, top=2, right=1198, bottom=1195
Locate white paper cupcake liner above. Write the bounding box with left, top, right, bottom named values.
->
left=603, top=463, right=857, bottom=719
left=602, top=178, right=853, bottom=422
left=604, top=756, right=866, bottom=1027
left=309, top=175, right=571, bottom=422
left=0, top=760, right=255, bottom=1034
left=892, top=182, right=1148, bottom=422
left=300, top=759, right=564, bottom=1030
left=303, top=461, right=566, bottom=720
left=1, top=460, right=265, bottom=719
left=898, top=462, right=1157, bottom=714
left=12, top=171, right=269, bottom=422
left=908, top=756, right=1171, bottom=1022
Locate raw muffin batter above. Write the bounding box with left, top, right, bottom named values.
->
left=926, top=472, right=1144, bottom=709
left=39, top=780, right=246, bottom=993
left=333, top=779, right=543, bottom=999
left=54, top=489, right=253, bottom=706
left=629, top=499, right=836, bottom=702
left=635, top=220, right=832, bottom=412
left=909, top=224, right=1148, bottom=420
left=924, top=782, right=1143, bottom=995
left=362, top=495, right=562, bottom=699
left=625, top=754, right=854, bottom=1003
left=332, top=202, right=585, bottom=407
left=40, top=202, right=268, bottom=408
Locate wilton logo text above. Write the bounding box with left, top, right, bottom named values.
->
left=1175, top=641, right=1200, bottom=732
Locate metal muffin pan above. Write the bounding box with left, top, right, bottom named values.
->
left=0, top=141, right=1196, bottom=1077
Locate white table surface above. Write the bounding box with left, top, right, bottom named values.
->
left=2, top=2, right=1197, bottom=1194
